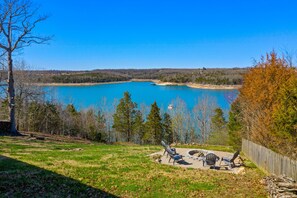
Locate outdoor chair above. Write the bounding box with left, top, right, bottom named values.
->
left=219, top=150, right=240, bottom=169
left=161, top=140, right=183, bottom=165
left=161, top=140, right=177, bottom=156
left=202, top=153, right=220, bottom=167
left=167, top=147, right=183, bottom=165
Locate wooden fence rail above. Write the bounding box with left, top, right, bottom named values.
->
left=242, top=139, right=297, bottom=181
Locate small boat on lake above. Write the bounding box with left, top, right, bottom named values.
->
left=168, top=104, right=174, bottom=110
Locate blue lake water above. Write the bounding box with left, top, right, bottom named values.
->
left=44, top=82, right=238, bottom=112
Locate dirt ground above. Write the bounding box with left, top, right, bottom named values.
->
left=151, top=148, right=245, bottom=174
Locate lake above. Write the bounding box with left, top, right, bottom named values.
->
left=44, top=82, right=238, bottom=112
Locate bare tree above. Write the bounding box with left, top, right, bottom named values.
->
left=193, top=95, right=217, bottom=143
left=280, top=48, right=296, bottom=68
left=0, top=57, right=7, bottom=102
left=169, top=97, right=189, bottom=143
left=14, top=60, right=44, bottom=131
left=0, top=0, right=50, bottom=134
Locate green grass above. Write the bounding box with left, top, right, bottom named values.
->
left=0, top=136, right=267, bottom=197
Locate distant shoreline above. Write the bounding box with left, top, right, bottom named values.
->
left=34, top=79, right=241, bottom=90
left=155, top=81, right=241, bottom=90
left=32, top=81, right=131, bottom=87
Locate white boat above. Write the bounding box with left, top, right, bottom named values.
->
left=168, top=104, right=173, bottom=110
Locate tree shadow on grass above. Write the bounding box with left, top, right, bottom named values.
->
left=0, top=155, right=118, bottom=198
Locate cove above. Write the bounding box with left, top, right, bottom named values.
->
left=44, top=82, right=238, bottom=111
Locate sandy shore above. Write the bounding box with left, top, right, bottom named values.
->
left=130, top=79, right=159, bottom=83
left=186, top=83, right=241, bottom=90
left=154, top=81, right=241, bottom=90
left=34, top=79, right=241, bottom=90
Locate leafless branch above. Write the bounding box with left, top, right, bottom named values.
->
left=0, top=0, right=50, bottom=133
left=0, top=0, right=51, bottom=52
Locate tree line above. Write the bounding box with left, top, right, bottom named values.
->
left=228, top=52, right=297, bottom=159
left=0, top=74, right=229, bottom=145
left=21, top=68, right=247, bottom=86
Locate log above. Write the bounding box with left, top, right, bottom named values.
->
left=264, top=175, right=297, bottom=197
left=277, top=182, right=297, bottom=188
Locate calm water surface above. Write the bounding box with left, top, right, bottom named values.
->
left=44, top=82, right=238, bottom=111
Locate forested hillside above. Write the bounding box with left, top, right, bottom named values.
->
left=9, top=68, right=247, bottom=85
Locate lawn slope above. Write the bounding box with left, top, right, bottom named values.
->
left=0, top=135, right=267, bottom=197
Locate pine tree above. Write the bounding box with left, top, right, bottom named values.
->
left=66, top=104, right=78, bottom=116
left=162, top=113, right=173, bottom=144
left=113, top=92, right=137, bottom=142
left=145, top=102, right=162, bottom=144
left=272, top=74, right=297, bottom=155
left=65, top=104, right=80, bottom=136
left=133, top=110, right=145, bottom=144
left=227, top=100, right=243, bottom=150
left=208, top=108, right=228, bottom=145
left=96, top=109, right=106, bottom=142
left=85, top=109, right=97, bottom=141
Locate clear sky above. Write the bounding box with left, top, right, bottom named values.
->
left=23, top=0, right=297, bottom=70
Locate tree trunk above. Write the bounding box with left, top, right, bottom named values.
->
left=7, top=51, right=17, bottom=135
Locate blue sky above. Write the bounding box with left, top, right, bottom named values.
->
left=23, top=0, right=297, bottom=70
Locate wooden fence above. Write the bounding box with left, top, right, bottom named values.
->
left=242, top=139, right=297, bottom=181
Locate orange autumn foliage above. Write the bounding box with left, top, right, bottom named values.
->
left=238, top=52, right=296, bottom=154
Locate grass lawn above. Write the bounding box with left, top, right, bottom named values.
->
left=0, top=135, right=267, bottom=197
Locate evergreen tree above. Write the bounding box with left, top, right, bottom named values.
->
left=145, top=102, right=162, bottom=144
left=44, top=102, right=61, bottom=135
left=113, top=92, right=137, bottom=142
left=162, top=113, right=173, bottom=144
left=28, top=102, right=45, bottom=132
left=227, top=100, right=243, bottom=150
left=272, top=75, right=297, bottom=154
left=66, top=104, right=78, bottom=116
left=208, top=108, right=228, bottom=145
left=65, top=104, right=80, bottom=136
left=85, top=109, right=97, bottom=140
left=133, top=110, right=145, bottom=144
left=97, top=110, right=106, bottom=130
left=96, top=109, right=106, bottom=142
